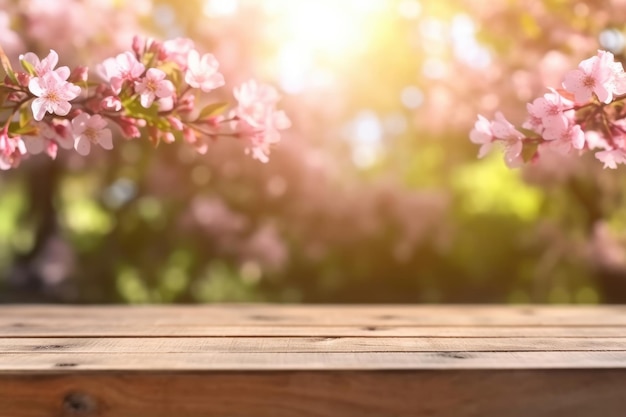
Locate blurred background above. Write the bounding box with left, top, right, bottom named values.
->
left=2, top=0, right=626, bottom=304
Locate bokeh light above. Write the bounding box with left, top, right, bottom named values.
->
left=2, top=0, right=626, bottom=304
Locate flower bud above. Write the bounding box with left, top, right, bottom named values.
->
left=101, top=96, right=122, bottom=111
left=118, top=117, right=142, bottom=139
left=167, top=116, right=184, bottom=131
left=183, top=127, right=197, bottom=144
left=178, top=94, right=195, bottom=113
left=69, top=66, right=89, bottom=83
left=7, top=92, right=23, bottom=102
left=162, top=131, right=176, bottom=144
left=132, top=35, right=146, bottom=56
left=3, top=74, right=17, bottom=87
left=16, top=72, right=30, bottom=88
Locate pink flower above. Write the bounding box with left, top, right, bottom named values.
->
left=503, top=137, right=523, bottom=168
left=490, top=112, right=524, bottom=141
left=185, top=50, right=225, bottom=92
left=134, top=68, right=174, bottom=108
left=71, top=113, right=113, bottom=156
left=98, top=51, right=146, bottom=94
left=20, top=49, right=69, bottom=80
left=585, top=130, right=611, bottom=151
left=562, top=50, right=626, bottom=104
left=163, top=37, right=195, bottom=69
left=29, top=71, right=81, bottom=121
left=117, top=117, right=142, bottom=139
left=101, top=95, right=122, bottom=111
left=0, top=128, right=26, bottom=170
left=233, top=109, right=291, bottom=163
left=469, top=113, right=525, bottom=167
left=235, top=79, right=280, bottom=109
left=23, top=121, right=73, bottom=159
left=524, top=88, right=574, bottom=140
left=469, top=115, right=494, bottom=158
left=540, top=123, right=585, bottom=156
left=232, top=81, right=290, bottom=163
left=595, top=149, right=626, bottom=169
left=566, top=123, right=585, bottom=150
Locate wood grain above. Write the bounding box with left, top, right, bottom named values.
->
left=1, top=305, right=626, bottom=416
left=2, top=370, right=626, bottom=417
left=3, top=351, right=626, bottom=371
left=2, top=304, right=626, bottom=326
left=4, top=324, right=626, bottom=338
left=2, top=336, right=625, bottom=353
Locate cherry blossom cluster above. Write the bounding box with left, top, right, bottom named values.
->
left=0, top=36, right=290, bottom=170
left=470, top=50, right=626, bottom=169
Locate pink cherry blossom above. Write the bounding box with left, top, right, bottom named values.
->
left=541, top=122, right=585, bottom=156
left=71, top=113, right=113, bottom=156
left=521, top=107, right=543, bottom=134
left=235, top=79, right=280, bottom=109
left=101, top=95, right=122, bottom=111
left=469, top=113, right=524, bottom=167
left=117, top=117, right=142, bottom=139
left=20, top=49, right=70, bottom=80
left=163, top=37, right=195, bottom=70
left=98, top=51, right=146, bottom=94
left=562, top=50, right=626, bottom=104
left=566, top=123, right=585, bottom=150
left=23, top=121, right=73, bottom=159
left=0, top=128, right=26, bottom=170
left=469, top=115, right=494, bottom=158
left=584, top=130, right=611, bottom=151
left=490, top=112, right=524, bottom=141
left=503, top=137, right=523, bottom=168
left=29, top=71, right=81, bottom=121
left=524, top=88, right=574, bottom=140
left=595, top=149, right=626, bottom=169
left=231, top=81, right=291, bottom=162
left=233, top=81, right=283, bottom=131
left=235, top=109, right=291, bottom=163
left=185, top=50, right=225, bottom=92
left=134, top=68, right=175, bottom=108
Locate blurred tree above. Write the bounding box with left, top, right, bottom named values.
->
left=2, top=0, right=626, bottom=304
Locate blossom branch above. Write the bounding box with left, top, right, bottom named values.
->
left=470, top=50, right=626, bottom=169
left=0, top=36, right=290, bottom=170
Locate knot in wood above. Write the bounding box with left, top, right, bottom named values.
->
left=62, top=391, right=98, bottom=416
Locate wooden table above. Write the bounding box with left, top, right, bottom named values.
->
left=1, top=305, right=626, bottom=416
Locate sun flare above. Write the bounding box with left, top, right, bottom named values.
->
left=266, top=0, right=385, bottom=57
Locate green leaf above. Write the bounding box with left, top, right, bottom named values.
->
left=123, top=96, right=159, bottom=121
left=9, top=121, right=37, bottom=136
left=19, top=58, right=36, bottom=76
left=19, top=109, right=28, bottom=128
left=197, top=102, right=228, bottom=120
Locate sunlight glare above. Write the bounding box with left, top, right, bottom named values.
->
left=271, top=0, right=385, bottom=57
left=203, top=0, right=238, bottom=17
left=267, top=0, right=386, bottom=93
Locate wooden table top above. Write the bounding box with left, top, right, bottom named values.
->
left=2, top=304, right=626, bottom=371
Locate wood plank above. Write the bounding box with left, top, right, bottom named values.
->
left=2, top=324, right=626, bottom=338
left=2, top=305, right=626, bottom=326
left=3, top=370, right=626, bottom=417
left=1, top=337, right=625, bottom=353
left=3, top=351, right=626, bottom=371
